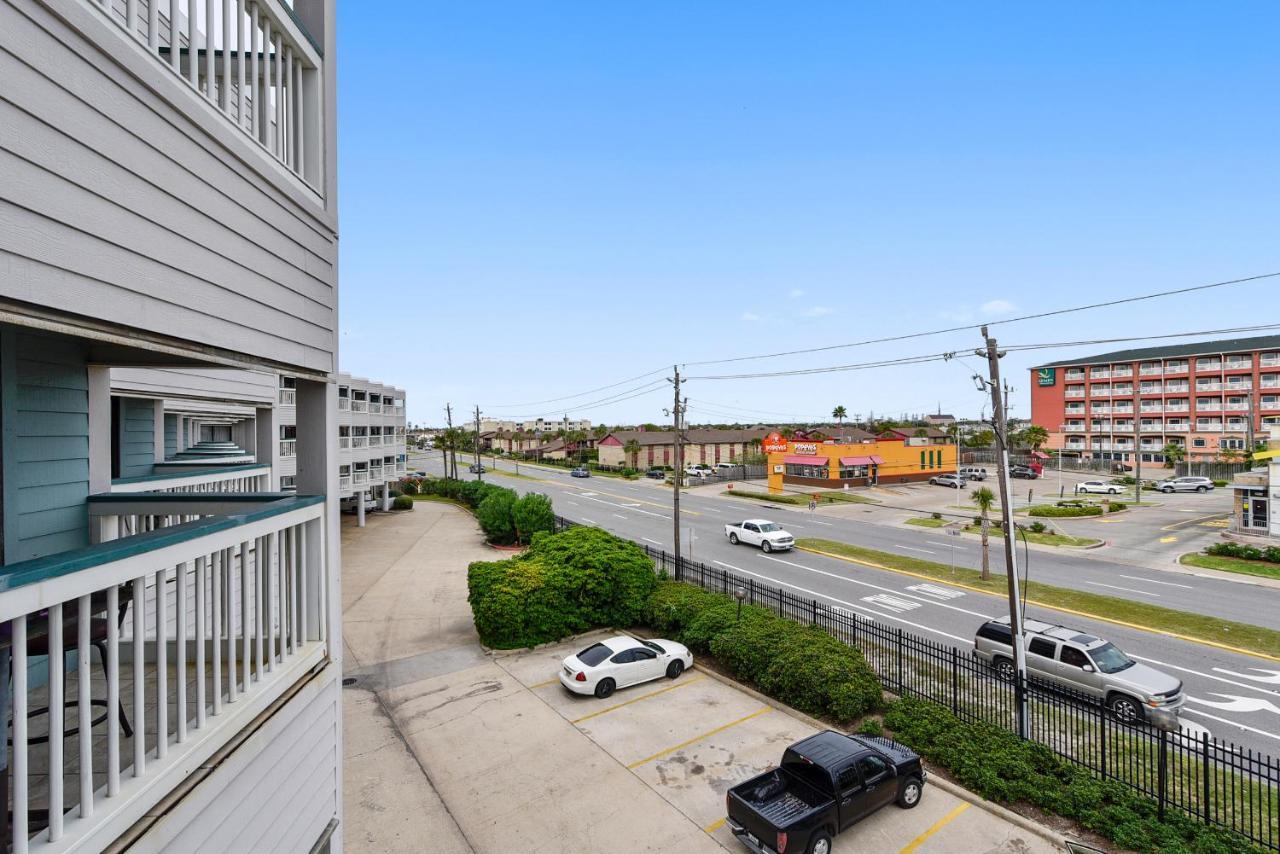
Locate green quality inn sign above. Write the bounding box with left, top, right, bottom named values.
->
left=1036, top=367, right=1056, bottom=387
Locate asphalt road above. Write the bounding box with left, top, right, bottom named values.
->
left=411, top=452, right=1280, bottom=759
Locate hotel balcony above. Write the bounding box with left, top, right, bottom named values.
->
left=279, top=388, right=296, bottom=407
left=368, top=435, right=383, bottom=448
left=1224, top=402, right=1249, bottom=412
left=1164, top=363, right=1189, bottom=375
left=1064, top=371, right=1086, bottom=382
left=279, top=439, right=297, bottom=457
left=1139, top=365, right=1163, bottom=376
left=1196, top=360, right=1223, bottom=372
left=1064, top=440, right=1087, bottom=451
left=1224, top=358, right=1254, bottom=372
left=1090, top=405, right=1112, bottom=415
left=1261, top=355, right=1280, bottom=369
left=1111, top=366, right=1134, bottom=378
left=368, top=401, right=383, bottom=415
left=1089, top=369, right=1111, bottom=379
left=1165, top=383, right=1191, bottom=394
left=1065, top=387, right=1086, bottom=399
left=1089, top=387, right=1111, bottom=398
left=1261, top=398, right=1280, bottom=411
left=352, top=436, right=369, bottom=449
left=1139, top=404, right=1164, bottom=414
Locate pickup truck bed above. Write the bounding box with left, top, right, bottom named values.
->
left=735, top=770, right=830, bottom=826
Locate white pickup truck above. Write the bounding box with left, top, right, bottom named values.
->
left=725, top=519, right=795, bottom=553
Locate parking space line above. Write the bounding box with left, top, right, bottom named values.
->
left=900, top=802, right=970, bottom=853
left=529, top=677, right=560, bottom=689
left=571, top=675, right=706, bottom=723
left=703, top=818, right=726, bottom=834
left=626, top=706, right=771, bottom=769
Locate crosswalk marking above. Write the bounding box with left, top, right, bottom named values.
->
left=906, top=583, right=965, bottom=601
left=861, top=594, right=922, bottom=613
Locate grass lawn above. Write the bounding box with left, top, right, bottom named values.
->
left=797, top=537, right=1280, bottom=658
left=722, top=489, right=879, bottom=506
left=1180, top=552, right=1280, bottom=581
left=904, top=517, right=1099, bottom=547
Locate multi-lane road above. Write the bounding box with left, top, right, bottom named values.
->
left=410, top=451, right=1280, bottom=758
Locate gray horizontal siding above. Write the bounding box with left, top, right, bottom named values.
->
left=0, top=0, right=337, bottom=374
left=3, top=328, right=91, bottom=563
left=164, top=413, right=178, bottom=459
left=118, top=396, right=156, bottom=478
left=113, top=367, right=277, bottom=407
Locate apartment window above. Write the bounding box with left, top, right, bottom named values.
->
left=383, top=396, right=394, bottom=406
left=339, top=426, right=350, bottom=437
left=338, top=386, right=349, bottom=398
left=279, top=376, right=296, bottom=389
left=1192, top=438, right=1206, bottom=448
left=354, top=461, right=368, bottom=472
left=339, top=465, right=351, bottom=476
left=920, top=450, right=926, bottom=468
left=280, top=475, right=296, bottom=490
left=353, top=390, right=366, bottom=401
left=1221, top=438, right=1245, bottom=450
left=280, top=425, right=296, bottom=439
left=370, top=426, right=382, bottom=436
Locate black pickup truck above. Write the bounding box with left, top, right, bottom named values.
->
left=725, top=730, right=925, bottom=854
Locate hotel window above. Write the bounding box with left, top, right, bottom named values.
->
left=1192, top=438, right=1206, bottom=448
left=280, top=475, right=296, bottom=491
left=839, top=465, right=869, bottom=479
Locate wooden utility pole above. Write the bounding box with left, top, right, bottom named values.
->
left=668, top=366, right=687, bottom=580
left=474, top=405, right=483, bottom=482
left=978, top=327, right=1030, bottom=740
left=445, top=403, right=456, bottom=480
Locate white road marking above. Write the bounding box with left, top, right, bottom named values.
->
left=907, top=584, right=966, bottom=601
left=1181, top=708, right=1280, bottom=743
left=581, top=518, right=597, bottom=525
left=1212, top=667, right=1280, bottom=685
left=577, top=493, right=670, bottom=519
left=1118, top=575, right=1194, bottom=589
left=1129, top=656, right=1280, bottom=701
left=861, top=594, right=922, bottom=613
left=1186, top=694, right=1280, bottom=715
left=1085, top=581, right=1161, bottom=597
left=926, top=540, right=969, bottom=549
left=711, top=559, right=973, bottom=644
left=642, top=537, right=663, bottom=546
left=567, top=501, right=580, bottom=506
left=810, top=520, right=833, bottom=526
left=612, top=514, right=627, bottom=519
left=896, top=545, right=936, bottom=555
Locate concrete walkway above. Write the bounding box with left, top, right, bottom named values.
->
left=340, top=503, right=722, bottom=853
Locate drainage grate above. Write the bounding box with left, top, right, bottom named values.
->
left=342, top=676, right=358, bottom=687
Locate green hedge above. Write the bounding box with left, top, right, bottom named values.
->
left=391, top=495, right=414, bottom=510
left=883, top=698, right=1260, bottom=854
left=1208, top=542, right=1280, bottom=565
left=418, top=478, right=555, bottom=545
left=467, top=526, right=659, bottom=649
left=643, top=582, right=882, bottom=723
left=1028, top=504, right=1103, bottom=517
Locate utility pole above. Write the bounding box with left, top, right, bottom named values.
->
left=977, top=326, right=1030, bottom=740
left=445, top=403, right=456, bottom=480
left=474, top=405, right=483, bottom=482
left=667, top=365, right=687, bottom=580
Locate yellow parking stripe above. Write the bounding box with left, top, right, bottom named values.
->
left=571, top=674, right=705, bottom=723
left=703, top=818, right=726, bottom=834
left=529, top=677, right=560, bottom=689
left=627, top=707, right=771, bottom=769
left=900, top=803, right=969, bottom=853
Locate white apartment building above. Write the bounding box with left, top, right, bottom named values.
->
left=279, top=374, right=407, bottom=524
left=480, top=417, right=591, bottom=434
left=0, top=0, right=343, bottom=851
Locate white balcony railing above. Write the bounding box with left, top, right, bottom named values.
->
left=1262, top=377, right=1280, bottom=389
left=1112, top=386, right=1134, bottom=395
left=279, top=439, right=297, bottom=457
left=1196, top=423, right=1225, bottom=432
left=339, top=475, right=352, bottom=492
left=1196, top=361, right=1223, bottom=372
left=17, top=495, right=328, bottom=852
left=368, top=435, right=382, bottom=448
left=1165, top=403, right=1190, bottom=412
left=1261, top=399, right=1280, bottom=411
left=338, top=397, right=351, bottom=411
left=1164, top=363, right=1189, bottom=374
left=1090, top=370, right=1111, bottom=379
left=278, top=388, right=296, bottom=406
left=1090, top=388, right=1111, bottom=398
left=1140, top=405, right=1163, bottom=414
left=339, top=437, right=351, bottom=450
left=1165, top=385, right=1190, bottom=394
left=369, top=402, right=383, bottom=415
left=86, top=0, right=323, bottom=188
left=1065, top=372, right=1086, bottom=382
left=1064, top=442, right=1086, bottom=450
left=111, top=464, right=271, bottom=495
left=1261, top=356, right=1280, bottom=368
left=1225, top=402, right=1249, bottom=412
left=351, top=400, right=368, bottom=413
left=1112, top=367, right=1134, bottom=377
left=352, top=436, right=368, bottom=449
left=1225, top=359, right=1253, bottom=370
left=1139, top=366, right=1163, bottom=376
left=353, top=471, right=369, bottom=487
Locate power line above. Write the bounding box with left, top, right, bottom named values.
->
left=682, top=271, right=1280, bottom=369
left=483, top=379, right=670, bottom=421
left=480, top=365, right=669, bottom=409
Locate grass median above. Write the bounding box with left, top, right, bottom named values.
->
left=904, top=517, right=1100, bottom=548
left=797, top=537, right=1280, bottom=659
left=1180, top=552, right=1280, bottom=582
left=721, top=488, right=879, bottom=506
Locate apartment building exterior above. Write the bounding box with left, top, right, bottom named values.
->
left=0, top=0, right=342, bottom=851
left=479, top=417, right=591, bottom=434
left=1031, top=335, right=1280, bottom=464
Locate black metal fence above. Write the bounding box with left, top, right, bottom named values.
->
left=553, top=515, right=1280, bottom=851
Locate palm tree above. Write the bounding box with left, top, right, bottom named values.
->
left=972, top=487, right=996, bottom=581
left=832, top=406, right=847, bottom=429
left=623, top=438, right=641, bottom=469
left=1161, top=442, right=1185, bottom=470
left=1022, top=425, right=1049, bottom=451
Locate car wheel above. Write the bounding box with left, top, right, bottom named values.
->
left=897, top=777, right=923, bottom=809
left=1110, top=488, right=1119, bottom=494
left=594, top=678, right=615, bottom=700
left=807, top=830, right=832, bottom=854
left=1108, top=694, right=1143, bottom=723
left=1196, top=485, right=1208, bottom=493
left=729, top=533, right=739, bottom=545
left=994, top=657, right=1016, bottom=682
left=666, top=660, right=684, bottom=679
left=762, top=540, right=773, bottom=553
left=1162, top=486, right=1173, bottom=493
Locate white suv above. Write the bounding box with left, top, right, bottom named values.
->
left=1156, top=476, right=1214, bottom=494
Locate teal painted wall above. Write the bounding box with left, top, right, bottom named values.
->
left=1, top=328, right=91, bottom=564
left=164, top=413, right=178, bottom=460
left=117, top=397, right=156, bottom=479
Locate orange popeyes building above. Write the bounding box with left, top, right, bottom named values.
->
left=764, top=431, right=957, bottom=493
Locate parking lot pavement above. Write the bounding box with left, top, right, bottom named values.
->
left=497, top=632, right=1065, bottom=853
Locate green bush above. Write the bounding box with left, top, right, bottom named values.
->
left=392, top=494, right=414, bottom=510
left=476, top=489, right=518, bottom=545
left=512, top=492, right=556, bottom=544
left=1213, top=479, right=1229, bottom=488
left=399, top=479, right=419, bottom=496
left=883, top=698, right=1258, bottom=854
left=931, top=511, right=943, bottom=520
left=1026, top=521, right=1047, bottom=534
left=1029, top=504, right=1103, bottom=517
left=1207, top=542, right=1280, bottom=565
left=1104, top=501, right=1128, bottom=511
left=467, top=527, right=659, bottom=649
left=643, top=581, right=883, bottom=723
left=856, top=717, right=883, bottom=737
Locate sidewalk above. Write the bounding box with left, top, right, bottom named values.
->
left=340, top=502, right=1065, bottom=853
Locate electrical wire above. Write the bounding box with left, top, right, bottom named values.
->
left=483, top=378, right=669, bottom=420
left=479, top=365, right=670, bottom=409
left=682, top=271, right=1280, bottom=368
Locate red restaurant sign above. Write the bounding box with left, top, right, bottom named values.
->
left=762, top=432, right=789, bottom=453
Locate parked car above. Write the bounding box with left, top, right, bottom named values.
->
left=688, top=464, right=715, bottom=476
left=1111, top=462, right=1134, bottom=473
left=960, top=466, right=987, bottom=481
left=726, top=730, right=925, bottom=854
left=570, top=467, right=590, bottom=478
left=468, top=463, right=486, bottom=474
left=715, top=462, right=739, bottom=471
left=973, top=616, right=1184, bottom=723
left=1009, top=465, right=1038, bottom=480
left=928, top=474, right=966, bottom=488
left=1074, top=479, right=1123, bottom=495
left=1155, top=476, right=1214, bottom=494
left=725, top=519, right=795, bottom=552
left=339, top=494, right=378, bottom=514
left=558, top=635, right=692, bottom=699
left=645, top=468, right=667, bottom=479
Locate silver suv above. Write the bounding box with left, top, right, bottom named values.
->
left=973, top=617, right=1184, bottom=723
left=1156, top=476, right=1214, bottom=494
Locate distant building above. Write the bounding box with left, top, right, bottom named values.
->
left=766, top=434, right=956, bottom=491
left=1230, top=425, right=1280, bottom=540
left=597, top=428, right=771, bottom=468
left=479, top=417, right=591, bottom=434
left=924, top=413, right=957, bottom=427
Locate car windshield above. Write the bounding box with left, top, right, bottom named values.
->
left=576, top=643, right=612, bottom=667
left=642, top=640, right=666, bottom=653
left=758, top=523, right=781, bottom=533
left=1089, top=643, right=1135, bottom=674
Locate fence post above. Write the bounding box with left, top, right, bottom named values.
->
left=950, top=648, right=958, bottom=714
left=1157, top=729, right=1168, bottom=821
left=1201, top=732, right=1210, bottom=824
left=896, top=628, right=904, bottom=694
left=749, top=578, right=755, bottom=605
left=1099, top=702, right=1107, bottom=779
left=852, top=613, right=859, bottom=647
left=811, top=599, right=817, bottom=627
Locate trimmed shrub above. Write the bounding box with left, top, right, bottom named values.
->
left=1213, top=479, right=1229, bottom=488
left=513, top=492, right=556, bottom=544
left=392, top=494, right=414, bottom=510
left=476, top=489, right=518, bottom=545
left=1029, top=504, right=1102, bottom=518
left=644, top=584, right=722, bottom=636
left=931, top=511, right=943, bottom=520
left=467, top=527, right=659, bottom=649
left=1027, top=521, right=1048, bottom=534
left=400, top=479, right=419, bottom=496
left=1104, top=501, right=1128, bottom=511
left=1207, top=542, right=1280, bottom=565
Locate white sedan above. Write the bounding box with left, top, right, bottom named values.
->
left=1074, top=480, right=1123, bottom=495
left=559, top=635, right=693, bottom=699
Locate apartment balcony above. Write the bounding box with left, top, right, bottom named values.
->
left=1261, top=377, right=1280, bottom=389
left=1196, top=423, right=1225, bottom=432
left=1111, top=367, right=1134, bottom=378
left=279, top=389, right=296, bottom=406
left=339, top=437, right=351, bottom=450
left=1225, top=381, right=1254, bottom=392
left=396, top=461, right=407, bottom=475
left=1165, top=422, right=1191, bottom=432
left=1140, top=441, right=1163, bottom=451
left=368, top=435, right=383, bottom=448
left=1164, top=363, right=1189, bottom=375
left=351, top=401, right=368, bottom=413
left=1089, top=388, right=1111, bottom=398
left=353, top=471, right=369, bottom=487
left=1064, top=441, right=1087, bottom=451
left=368, top=402, right=383, bottom=415
left=352, top=436, right=369, bottom=449
left=1164, top=403, right=1190, bottom=413
left=1224, top=359, right=1254, bottom=372
left=1164, top=384, right=1191, bottom=394
left=110, top=464, right=272, bottom=496
left=1112, top=404, right=1134, bottom=413
left=368, top=465, right=384, bottom=483
left=1089, top=370, right=1111, bottom=379
left=1261, top=399, right=1280, bottom=411
left=338, top=398, right=351, bottom=411
left=1064, top=372, right=1086, bottom=382
left=1261, top=355, right=1280, bottom=369
left=279, top=439, right=297, bottom=457
left=1139, top=404, right=1163, bottom=414
left=1112, top=385, right=1134, bottom=396
left=5, top=493, right=328, bottom=851
left=1224, top=402, right=1249, bottom=412
left=1196, top=403, right=1223, bottom=413
left=1090, top=405, right=1112, bottom=415
left=1139, top=365, right=1163, bottom=376
left=1139, top=422, right=1164, bottom=431
left=339, top=475, right=352, bottom=493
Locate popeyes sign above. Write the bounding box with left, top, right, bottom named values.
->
left=762, top=432, right=789, bottom=453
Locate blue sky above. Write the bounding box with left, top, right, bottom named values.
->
left=336, top=2, right=1279, bottom=428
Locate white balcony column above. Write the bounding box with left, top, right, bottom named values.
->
left=240, top=415, right=258, bottom=458
left=295, top=377, right=339, bottom=642
left=153, top=401, right=166, bottom=466
left=88, top=366, right=119, bottom=543
left=356, top=493, right=366, bottom=527
left=381, top=481, right=391, bottom=512
left=255, top=405, right=280, bottom=490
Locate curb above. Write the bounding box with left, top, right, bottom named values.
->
left=625, top=630, right=1070, bottom=851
